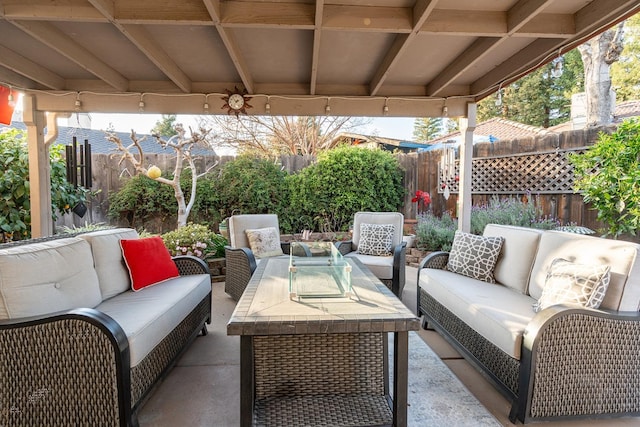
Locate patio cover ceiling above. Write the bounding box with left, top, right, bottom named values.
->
left=1, top=0, right=639, bottom=118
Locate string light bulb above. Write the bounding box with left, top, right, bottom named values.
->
left=7, top=88, right=15, bottom=108
left=495, top=88, right=503, bottom=107
left=138, top=94, right=145, bottom=112
left=265, top=96, right=271, bottom=114
left=203, top=94, right=210, bottom=113
left=74, top=93, right=82, bottom=111
left=325, top=98, right=331, bottom=115
left=383, top=98, right=389, bottom=116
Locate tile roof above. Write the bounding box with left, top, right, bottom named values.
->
left=1, top=122, right=216, bottom=156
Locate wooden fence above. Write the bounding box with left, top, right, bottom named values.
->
left=58, top=125, right=614, bottom=233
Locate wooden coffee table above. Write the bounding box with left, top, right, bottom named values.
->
left=227, top=257, right=419, bottom=427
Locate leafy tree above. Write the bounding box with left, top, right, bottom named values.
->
left=569, top=118, right=640, bottom=237
left=0, top=129, right=91, bottom=241
left=611, top=14, right=640, bottom=101
left=477, top=50, right=584, bottom=127
left=413, top=118, right=443, bottom=141
left=151, top=114, right=178, bottom=137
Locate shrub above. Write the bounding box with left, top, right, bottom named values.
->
left=108, top=174, right=176, bottom=231
left=287, top=146, right=405, bottom=233
left=415, top=196, right=559, bottom=252
left=214, top=155, right=291, bottom=230
left=161, top=223, right=227, bottom=259
left=570, top=119, right=640, bottom=237
left=0, top=129, right=92, bottom=241
left=470, top=195, right=559, bottom=235
left=415, top=211, right=456, bottom=252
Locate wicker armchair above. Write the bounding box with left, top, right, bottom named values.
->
left=224, top=214, right=288, bottom=301
left=335, top=212, right=407, bottom=297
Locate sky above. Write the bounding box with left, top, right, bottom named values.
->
left=83, top=113, right=417, bottom=141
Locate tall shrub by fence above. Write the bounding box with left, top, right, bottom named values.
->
left=59, top=125, right=614, bottom=234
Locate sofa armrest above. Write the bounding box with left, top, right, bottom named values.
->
left=418, top=251, right=450, bottom=270
left=391, top=241, right=407, bottom=297
left=511, top=305, right=640, bottom=423
left=173, top=255, right=210, bottom=276
left=0, top=308, right=133, bottom=426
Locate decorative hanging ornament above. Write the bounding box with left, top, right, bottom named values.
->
left=0, top=86, right=16, bottom=125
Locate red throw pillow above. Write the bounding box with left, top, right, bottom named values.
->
left=120, top=236, right=180, bottom=291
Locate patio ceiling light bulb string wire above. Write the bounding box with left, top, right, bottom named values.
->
left=478, top=2, right=640, bottom=102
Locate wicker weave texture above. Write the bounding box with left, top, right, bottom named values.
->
left=131, top=295, right=211, bottom=406
left=1, top=319, right=120, bottom=426
left=420, top=290, right=520, bottom=396
left=254, top=395, right=393, bottom=427
left=253, top=332, right=391, bottom=426
left=530, top=314, right=640, bottom=418
left=225, top=249, right=253, bottom=301
left=173, top=256, right=210, bottom=276
left=254, top=333, right=385, bottom=398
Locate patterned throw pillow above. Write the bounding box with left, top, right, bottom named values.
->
left=446, top=231, right=504, bottom=283
left=245, top=227, right=284, bottom=259
left=533, top=258, right=611, bottom=313
left=357, top=223, right=395, bottom=256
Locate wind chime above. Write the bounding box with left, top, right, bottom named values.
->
left=65, top=136, right=92, bottom=217
left=439, top=146, right=457, bottom=200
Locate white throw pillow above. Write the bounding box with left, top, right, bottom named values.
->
left=533, top=258, right=611, bottom=313
left=446, top=231, right=504, bottom=283
left=245, top=227, right=284, bottom=258
left=357, top=223, right=395, bottom=256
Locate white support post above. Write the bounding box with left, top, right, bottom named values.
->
left=457, top=103, right=476, bottom=233
left=23, top=95, right=53, bottom=237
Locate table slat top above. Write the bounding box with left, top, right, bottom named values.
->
left=227, top=258, right=419, bottom=336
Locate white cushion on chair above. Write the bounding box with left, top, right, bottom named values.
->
left=228, top=214, right=280, bottom=249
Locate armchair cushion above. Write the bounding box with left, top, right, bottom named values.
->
left=447, top=231, right=504, bottom=284
left=356, top=223, right=395, bottom=256
left=533, top=258, right=611, bottom=312
left=245, top=227, right=284, bottom=258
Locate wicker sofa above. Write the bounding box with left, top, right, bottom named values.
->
left=417, top=224, right=640, bottom=423
left=0, top=228, right=212, bottom=427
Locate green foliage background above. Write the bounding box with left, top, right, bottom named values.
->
left=570, top=118, right=640, bottom=237
left=0, top=129, right=91, bottom=241
left=287, top=146, right=405, bottom=233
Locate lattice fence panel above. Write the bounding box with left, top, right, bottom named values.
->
left=439, top=148, right=587, bottom=194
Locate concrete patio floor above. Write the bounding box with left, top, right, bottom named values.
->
left=138, top=266, right=640, bottom=426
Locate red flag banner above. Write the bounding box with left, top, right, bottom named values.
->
left=0, top=86, right=16, bottom=125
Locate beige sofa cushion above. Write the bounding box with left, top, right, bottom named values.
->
left=419, top=268, right=536, bottom=359
left=352, top=212, right=403, bottom=250
left=80, top=228, right=139, bottom=299
left=483, top=224, right=543, bottom=293
left=96, top=273, right=211, bottom=366
left=0, top=238, right=102, bottom=320
left=344, top=252, right=393, bottom=280
left=529, top=231, right=640, bottom=311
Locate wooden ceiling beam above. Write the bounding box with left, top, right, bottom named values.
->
left=9, top=20, right=128, bottom=91
left=89, top=0, right=192, bottom=93
left=203, top=0, right=254, bottom=94
left=310, top=0, right=325, bottom=96
left=0, top=44, right=65, bottom=89
left=507, top=0, right=554, bottom=34
left=575, top=0, right=640, bottom=34
left=369, top=0, right=440, bottom=96
left=426, top=37, right=501, bottom=97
